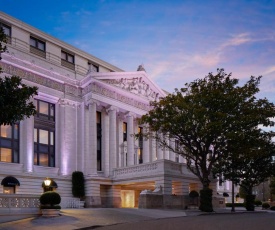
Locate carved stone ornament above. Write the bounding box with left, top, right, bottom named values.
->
left=102, top=77, right=159, bottom=101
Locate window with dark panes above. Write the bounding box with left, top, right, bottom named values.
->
left=97, top=112, right=102, bottom=171
left=0, top=22, right=11, bottom=44
left=30, top=36, right=45, bottom=51
left=34, top=99, right=55, bottom=167
left=0, top=124, right=19, bottom=163
left=123, top=122, right=127, bottom=142
left=61, top=51, right=74, bottom=63
left=138, top=127, right=143, bottom=164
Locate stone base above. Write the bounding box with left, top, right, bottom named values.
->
left=138, top=194, right=188, bottom=209
left=41, top=209, right=60, bottom=217
left=85, top=196, right=102, bottom=208
left=212, top=196, right=226, bottom=208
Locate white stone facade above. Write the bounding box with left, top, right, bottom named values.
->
left=0, top=12, right=212, bottom=208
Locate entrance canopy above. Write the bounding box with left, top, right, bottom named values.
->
left=1, top=176, right=20, bottom=186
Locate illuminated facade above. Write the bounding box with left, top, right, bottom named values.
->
left=0, top=12, right=219, bottom=208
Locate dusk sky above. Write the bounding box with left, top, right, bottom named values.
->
left=1, top=0, right=275, bottom=102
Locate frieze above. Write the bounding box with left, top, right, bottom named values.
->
left=58, top=99, right=79, bottom=108
left=83, top=82, right=150, bottom=111
left=0, top=62, right=81, bottom=98
left=103, top=77, right=159, bottom=101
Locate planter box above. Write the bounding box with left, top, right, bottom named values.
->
left=41, top=209, right=60, bottom=217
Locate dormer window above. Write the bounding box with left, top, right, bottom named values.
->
left=30, top=36, right=46, bottom=58
left=61, top=50, right=75, bottom=70
left=0, top=22, right=11, bottom=44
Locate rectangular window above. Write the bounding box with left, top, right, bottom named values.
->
left=0, top=22, right=11, bottom=44
left=138, top=127, right=143, bottom=164
left=123, top=122, right=127, bottom=142
left=0, top=124, right=19, bottom=163
left=34, top=99, right=55, bottom=167
left=96, top=111, right=102, bottom=171
left=61, top=50, right=75, bottom=70
left=30, top=36, right=46, bottom=58
left=88, top=63, right=99, bottom=72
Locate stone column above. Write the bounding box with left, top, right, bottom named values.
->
left=126, top=112, right=135, bottom=166
left=88, top=101, right=98, bottom=175
left=142, top=125, right=150, bottom=163
left=58, top=101, right=65, bottom=175
left=22, top=117, right=34, bottom=173
left=169, top=138, right=176, bottom=161
left=151, top=133, right=157, bottom=162
left=117, top=115, right=123, bottom=167
left=107, top=106, right=118, bottom=175
left=102, top=110, right=110, bottom=176
left=164, top=137, right=170, bottom=160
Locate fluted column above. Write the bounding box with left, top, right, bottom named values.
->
left=59, top=101, right=65, bottom=175
left=88, top=101, right=98, bottom=175
left=117, top=115, right=123, bottom=167
left=157, top=133, right=163, bottom=160
left=22, top=116, right=34, bottom=173
left=164, top=136, right=170, bottom=160
left=142, top=125, right=150, bottom=163
left=102, top=110, right=110, bottom=176
left=151, top=132, right=157, bottom=161
left=169, top=138, right=176, bottom=161
left=107, top=106, right=118, bottom=175
left=126, top=112, right=135, bottom=166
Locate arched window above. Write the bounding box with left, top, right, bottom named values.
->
left=1, top=176, right=20, bottom=194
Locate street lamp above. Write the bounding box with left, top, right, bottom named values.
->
left=44, top=178, right=51, bottom=187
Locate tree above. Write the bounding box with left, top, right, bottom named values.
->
left=214, top=131, right=275, bottom=211
left=0, top=27, right=38, bottom=125
left=270, top=177, right=275, bottom=201
left=139, top=69, right=275, bottom=212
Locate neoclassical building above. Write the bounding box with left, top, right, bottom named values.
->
left=0, top=12, right=219, bottom=209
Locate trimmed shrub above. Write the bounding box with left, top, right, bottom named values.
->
left=270, top=206, right=275, bottom=211
left=40, top=205, right=61, bottom=209
left=199, top=188, right=213, bottom=212
left=245, top=195, right=256, bottom=211
left=40, top=191, right=61, bottom=207
left=254, top=200, right=262, bottom=207
left=189, top=190, right=199, bottom=198
left=72, top=171, right=85, bottom=198
left=226, top=203, right=245, bottom=207
left=262, top=203, right=270, bottom=209
left=223, top=192, right=229, bottom=197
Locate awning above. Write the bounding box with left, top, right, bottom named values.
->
left=1, top=176, right=20, bottom=186
left=42, top=179, right=58, bottom=188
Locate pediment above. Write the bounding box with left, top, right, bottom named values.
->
left=90, top=71, right=167, bottom=101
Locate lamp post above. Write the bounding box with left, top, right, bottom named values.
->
left=44, top=178, right=51, bottom=192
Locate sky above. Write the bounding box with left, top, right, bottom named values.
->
left=1, top=0, right=275, bottom=102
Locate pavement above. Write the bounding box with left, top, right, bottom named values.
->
left=0, top=207, right=274, bottom=230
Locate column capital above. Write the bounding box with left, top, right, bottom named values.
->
left=86, top=99, right=100, bottom=107
left=106, top=105, right=119, bottom=114
left=125, top=111, right=136, bottom=119
left=58, top=98, right=78, bottom=108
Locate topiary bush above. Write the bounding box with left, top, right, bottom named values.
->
left=270, top=206, right=275, bottom=211
left=199, top=188, right=213, bottom=212
left=72, top=171, right=85, bottom=199
left=254, top=200, right=262, bottom=207
left=40, top=191, right=61, bottom=208
left=223, top=192, right=229, bottom=197
left=226, top=203, right=245, bottom=207
left=189, top=190, right=199, bottom=198
left=262, top=203, right=270, bottom=209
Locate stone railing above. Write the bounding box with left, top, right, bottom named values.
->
left=0, top=194, right=40, bottom=214
left=113, top=162, right=158, bottom=179
left=113, top=159, right=196, bottom=180
left=0, top=195, right=84, bottom=214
